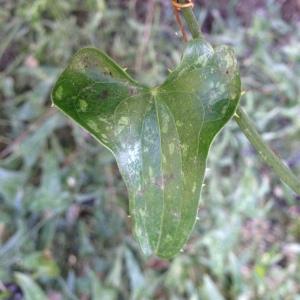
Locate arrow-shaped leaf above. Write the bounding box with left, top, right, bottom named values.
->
left=52, top=38, right=240, bottom=258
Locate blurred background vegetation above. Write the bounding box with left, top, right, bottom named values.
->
left=0, top=0, right=300, bottom=299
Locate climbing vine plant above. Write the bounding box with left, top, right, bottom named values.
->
left=51, top=1, right=300, bottom=259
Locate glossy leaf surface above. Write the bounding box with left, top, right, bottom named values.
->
left=52, top=38, right=241, bottom=258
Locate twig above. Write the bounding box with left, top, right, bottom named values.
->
left=234, top=106, right=300, bottom=194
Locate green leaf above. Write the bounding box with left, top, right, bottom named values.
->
left=19, top=114, right=63, bottom=168
left=201, top=275, right=225, bottom=300
left=124, top=247, right=144, bottom=294
left=0, top=168, right=25, bottom=203
left=14, top=272, right=48, bottom=300
left=20, top=251, right=60, bottom=278
left=29, top=152, right=69, bottom=213
left=52, top=38, right=240, bottom=258
left=89, top=270, right=117, bottom=300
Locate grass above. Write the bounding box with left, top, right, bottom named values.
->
left=0, top=0, right=300, bottom=299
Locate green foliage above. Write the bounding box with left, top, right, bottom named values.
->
left=0, top=0, right=300, bottom=299
left=52, top=39, right=240, bottom=258
left=15, top=273, right=48, bottom=300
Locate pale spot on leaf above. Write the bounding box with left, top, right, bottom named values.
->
left=87, top=120, right=99, bottom=132
left=169, top=143, right=175, bottom=155
left=55, top=86, right=63, bottom=100
left=79, top=99, right=88, bottom=112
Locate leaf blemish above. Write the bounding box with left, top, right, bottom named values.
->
left=119, top=116, right=129, bottom=126
left=148, top=167, right=153, bottom=177
left=154, top=176, right=165, bottom=190
left=79, top=99, right=88, bottom=112
left=128, top=86, right=138, bottom=96
left=103, top=68, right=112, bottom=76
left=55, top=85, right=63, bottom=100
left=87, top=120, right=99, bottom=132
left=176, top=120, right=183, bottom=127
left=162, top=123, right=168, bottom=133
left=192, top=182, right=197, bottom=193
left=100, top=90, right=109, bottom=99
left=169, top=143, right=175, bottom=155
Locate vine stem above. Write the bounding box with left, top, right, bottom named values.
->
left=235, top=107, right=300, bottom=194
left=177, top=2, right=300, bottom=194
